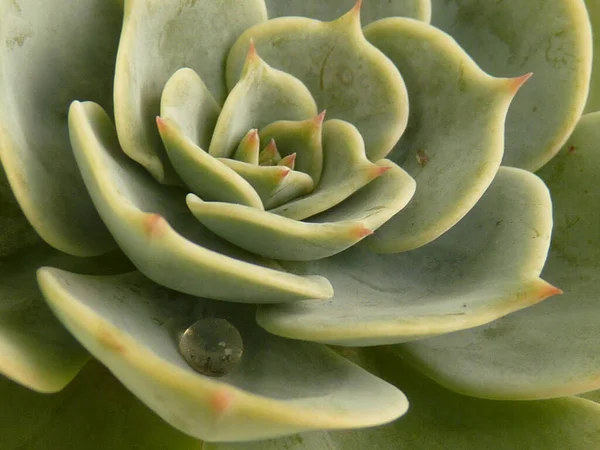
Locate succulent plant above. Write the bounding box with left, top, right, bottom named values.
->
left=1, top=0, right=600, bottom=448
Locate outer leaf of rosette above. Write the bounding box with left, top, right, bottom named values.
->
left=396, top=113, right=600, bottom=400
left=0, top=0, right=120, bottom=256
left=68, top=101, right=333, bottom=303
left=264, top=0, right=431, bottom=24
left=363, top=18, right=523, bottom=253
left=258, top=114, right=324, bottom=185
left=1, top=242, right=132, bottom=393
left=0, top=166, right=40, bottom=257
left=217, top=159, right=313, bottom=210
left=206, top=350, right=600, bottom=450
left=585, top=0, right=600, bottom=113
left=1, top=361, right=203, bottom=450
left=208, top=47, right=318, bottom=159
left=113, top=0, right=267, bottom=183
left=258, top=167, right=557, bottom=346
left=226, top=5, right=409, bottom=161
left=432, top=0, right=592, bottom=171
left=38, top=269, right=408, bottom=442
left=188, top=155, right=414, bottom=261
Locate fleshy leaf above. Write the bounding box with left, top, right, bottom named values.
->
left=0, top=0, right=119, bottom=256
left=258, top=167, right=556, bottom=346
left=0, top=243, right=132, bottom=393
left=259, top=113, right=325, bottom=185
left=364, top=18, right=523, bottom=252
left=270, top=119, right=398, bottom=220
left=160, top=68, right=221, bottom=151
left=156, top=117, right=264, bottom=209
left=114, top=0, right=267, bottom=182
left=188, top=158, right=412, bottom=261
left=432, top=0, right=592, bottom=170
left=226, top=5, right=409, bottom=161
left=1, top=360, right=202, bottom=449
left=397, top=113, right=600, bottom=399
left=209, top=45, right=318, bottom=159
left=233, top=129, right=260, bottom=164
left=38, top=269, right=408, bottom=442
left=0, top=167, right=39, bottom=257
left=264, top=0, right=431, bottom=24
left=217, top=159, right=314, bottom=209
left=69, top=101, right=332, bottom=303
left=207, top=350, right=600, bottom=450
left=585, top=0, right=600, bottom=112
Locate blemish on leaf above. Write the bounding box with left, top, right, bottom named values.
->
left=416, top=149, right=430, bottom=166
left=143, top=214, right=167, bottom=237
left=210, top=389, right=234, bottom=415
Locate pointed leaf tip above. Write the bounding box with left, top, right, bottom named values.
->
left=279, top=153, right=297, bottom=170
left=315, top=110, right=327, bottom=126
left=142, top=213, right=167, bottom=237
left=539, top=282, right=564, bottom=300
left=371, top=164, right=393, bottom=179
left=210, top=389, right=235, bottom=415
left=353, top=225, right=374, bottom=239
left=352, top=0, right=363, bottom=15
left=506, top=72, right=533, bottom=96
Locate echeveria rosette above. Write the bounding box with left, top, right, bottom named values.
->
left=1, top=0, right=600, bottom=448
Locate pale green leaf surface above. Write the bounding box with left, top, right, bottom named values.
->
left=364, top=18, right=518, bottom=252
left=270, top=119, right=399, bottom=220
left=0, top=243, right=133, bottom=393
left=264, top=0, right=431, bottom=24
left=160, top=68, right=221, bottom=151
left=258, top=167, right=555, bottom=346
left=188, top=158, right=413, bottom=261
left=585, top=0, right=600, bottom=112
left=209, top=49, right=317, bottom=159
left=432, top=0, right=592, bottom=170
left=207, top=350, right=600, bottom=450
left=114, top=0, right=267, bottom=182
left=217, top=159, right=314, bottom=209
left=226, top=7, right=409, bottom=161
left=397, top=113, right=600, bottom=400
left=0, top=0, right=119, bottom=256
left=38, top=269, right=408, bottom=442
left=157, top=118, right=264, bottom=209
left=1, top=360, right=202, bottom=450
left=258, top=115, right=324, bottom=185
left=69, top=101, right=333, bottom=303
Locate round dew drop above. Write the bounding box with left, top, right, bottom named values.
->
left=178, top=318, right=244, bottom=377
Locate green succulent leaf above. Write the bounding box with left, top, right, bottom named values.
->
left=270, top=119, right=411, bottom=220
left=432, top=0, right=593, bottom=170
left=396, top=113, right=600, bottom=400
left=226, top=5, right=409, bottom=161
left=1, top=360, right=202, bottom=450
left=217, top=159, right=314, bottom=209
left=258, top=114, right=324, bottom=185
left=585, top=0, right=600, bottom=112
left=68, top=101, right=333, bottom=303
left=264, top=0, right=431, bottom=24
left=0, top=243, right=132, bottom=393
left=160, top=68, right=221, bottom=151
left=188, top=157, right=411, bottom=261
left=114, top=0, right=267, bottom=183
left=258, top=167, right=556, bottom=346
left=38, top=269, right=408, bottom=442
left=206, top=349, right=600, bottom=450
left=157, top=117, right=264, bottom=209
left=363, top=17, right=522, bottom=252
left=209, top=46, right=318, bottom=159
left=0, top=0, right=120, bottom=256
left=0, top=168, right=40, bottom=257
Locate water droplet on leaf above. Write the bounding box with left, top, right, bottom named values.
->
left=178, top=318, right=243, bottom=377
